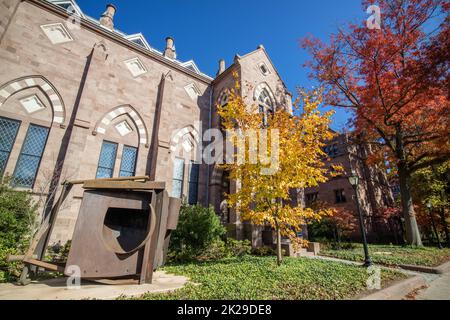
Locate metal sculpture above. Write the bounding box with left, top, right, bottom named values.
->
left=10, top=176, right=181, bottom=285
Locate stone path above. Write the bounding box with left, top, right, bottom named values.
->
left=414, top=271, right=450, bottom=300
left=304, top=254, right=448, bottom=299
left=0, top=271, right=188, bottom=300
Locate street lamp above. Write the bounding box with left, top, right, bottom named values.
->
left=348, top=171, right=373, bottom=267
left=426, top=202, right=443, bottom=250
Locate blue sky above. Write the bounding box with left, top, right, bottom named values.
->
left=76, top=0, right=370, bottom=131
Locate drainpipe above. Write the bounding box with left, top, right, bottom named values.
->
left=206, top=85, right=213, bottom=206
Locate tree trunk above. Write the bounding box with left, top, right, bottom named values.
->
left=398, top=162, right=423, bottom=246
left=439, top=208, right=450, bottom=247
left=276, top=225, right=282, bottom=266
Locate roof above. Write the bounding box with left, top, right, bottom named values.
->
left=46, top=0, right=213, bottom=80
left=213, top=45, right=291, bottom=96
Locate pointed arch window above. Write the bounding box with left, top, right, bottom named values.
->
left=119, top=145, right=138, bottom=177
left=96, top=141, right=118, bottom=179
left=0, top=117, right=21, bottom=176
left=188, top=161, right=200, bottom=205
left=172, top=157, right=185, bottom=199
left=12, top=124, right=50, bottom=188
left=257, top=88, right=274, bottom=127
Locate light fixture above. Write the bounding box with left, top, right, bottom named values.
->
left=348, top=171, right=359, bottom=187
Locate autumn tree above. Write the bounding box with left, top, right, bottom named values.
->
left=411, top=161, right=450, bottom=246
left=301, top=0, right=449, bottom=246
left=308, top=203, right=358, bottom=246
left=218, top=86, right=338, bottom=265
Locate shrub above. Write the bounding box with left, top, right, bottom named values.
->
left=0, top=178, right=38, bottom=282
left=170, top=204, right=226, bottom=254
left=252, top=246, right=277, bottom=257
left=225, top=239, right=252, bottom=257
left=46, top=240, right=71, bottom=263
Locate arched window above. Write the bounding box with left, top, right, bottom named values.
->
left=93, top=106, right=146, bottom=179
left=0, top=76, right=65, bottom=189
left=169, top=126, right=200, bottom=202
left=218, top=91, right=229, bottom=107
left=257, top=88, right=274, bottom=127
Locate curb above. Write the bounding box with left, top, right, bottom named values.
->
left=360, top=276, right=427, bottom=300
left=398, top=260, right=450, bottom=275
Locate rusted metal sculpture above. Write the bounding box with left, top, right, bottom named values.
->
left=11, top=176, right=181, bottom=285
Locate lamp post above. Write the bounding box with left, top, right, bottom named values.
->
left=348, top=172, right=372, bottom=267
left=426, top=202, right=443, bottom=250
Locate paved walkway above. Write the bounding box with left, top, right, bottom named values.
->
left=415, top=271, right=450, bottom=300
left=0, top=271, right=188, bottom=300
left=305, top=254, right=449, bottom=299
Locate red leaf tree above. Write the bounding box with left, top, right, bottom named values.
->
left=301, top=0, right=449, bottom=246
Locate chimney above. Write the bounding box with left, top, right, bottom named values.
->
left=217, top=59, right=226, bottom=76
left=99, top=4, right=117, bottom=30
left=164, top=37, right=176, bottom=59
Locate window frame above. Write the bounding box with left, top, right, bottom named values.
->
left=0, top=116, right=21, bottom=177
left=305, top=192, right=319, bottom=206
left=188, top=161, right=200, bottom=205
left=11, top=123, right=50, bottom=189
left=171, top=157, right=185, bottom=199
left=96, top=140, right=119, bottom=179
left=334, top=189, right=347, bottom=204
left=119, top=144, right=138, bottom=177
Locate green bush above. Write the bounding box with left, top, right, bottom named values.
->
left=0, top=178, right=38, bottom=282
left=252, top=246, right=277, bottom=257
left=170, top=204, right=226, bottom=253
left=168, top=204, right=254, bottom=262
left=46, top=240, right=71, bottom=263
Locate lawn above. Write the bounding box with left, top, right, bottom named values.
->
left=320, top=244, right=450, bottom=267
left=135, top=256, right=406, bottom=300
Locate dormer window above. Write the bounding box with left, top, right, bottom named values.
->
left=132, top=38, right=145, bottom=47
left=180, top=60, right=201, bottom=75
left=125, top=34, right=151, bottom=50
left=51, top=0, right=84, bottom=17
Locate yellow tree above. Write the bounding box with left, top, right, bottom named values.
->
left=218, top=82, right=340, bottom=265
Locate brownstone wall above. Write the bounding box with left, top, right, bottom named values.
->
left=305, top=133, right=395, bottom=242
left=0, top=0, right=20, bottom=43
left=0, top=0, right=212, bottom=243
left=0, top=0, right=297, bottom=247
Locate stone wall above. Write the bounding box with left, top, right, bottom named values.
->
left=0, top=0, right=20, bottom=43
left=305, top=133, right=395, bottom=242
left=0, top=0, right=212, bottom=244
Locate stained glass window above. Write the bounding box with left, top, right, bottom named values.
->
left=0, top=117, right=21, bottom=176
left=96, top=141, right=118, bottom=179
left=188, top=161, right=199, bottom=205
left=12, top=124, right=49, bottom=188
left=172, top=157, right=185, bottom=199
left=119, top=145, right=137, bottom=177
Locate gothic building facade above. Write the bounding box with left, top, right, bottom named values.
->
left=0, top=0, right=293, bottom=245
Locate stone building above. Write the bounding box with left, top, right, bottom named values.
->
left=0, top=0, right=293, bottom=245
left=304, top=131, right=396, bottom=242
